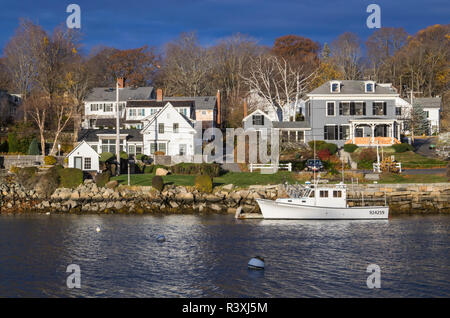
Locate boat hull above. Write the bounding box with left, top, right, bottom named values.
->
left=256, top=199, right=389, bottom=220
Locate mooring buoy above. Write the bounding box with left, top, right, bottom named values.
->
left=156, top=234, right=166, bottom=243
left=96, top=226, right=101, bottom=232
left=248, top=256, right=265, bottom=270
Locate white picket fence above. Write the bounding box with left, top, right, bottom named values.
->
left=249, top=162, right=292, bottom=172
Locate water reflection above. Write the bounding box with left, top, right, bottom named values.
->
left=0, top=214, right=448, bottom=297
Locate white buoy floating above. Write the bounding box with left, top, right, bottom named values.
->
left=45, top=212, right=50, bottom=215
left=248, top=256, right=265, bottom=270
left=96, top=226, right=101, bottom=232
left=156, top=234, right=166, bottom=243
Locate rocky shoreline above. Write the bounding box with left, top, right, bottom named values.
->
left=1, top=179, right=449, bottom=215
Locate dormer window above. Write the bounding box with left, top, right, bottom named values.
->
left=365, top=81, right=375, bottom=93
left=330, top=81, right=340, bottom=93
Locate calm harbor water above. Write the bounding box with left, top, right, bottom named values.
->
left=0, top=214, right=449, bottom=297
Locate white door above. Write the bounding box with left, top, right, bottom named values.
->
left=74, top=157, right=82, bottom=170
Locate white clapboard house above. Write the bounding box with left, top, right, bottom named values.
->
left=66, top=140, right=101, bottom=172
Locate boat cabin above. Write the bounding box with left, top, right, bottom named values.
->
left=277, top=183, right=347, bottom=208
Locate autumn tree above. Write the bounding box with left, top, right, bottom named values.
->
left=157, top=32, right=213, bottom=97
left=365, top=27, right=408, bottom=83
left=330, top=32, right=363, bottom=80
left=272, top=35, right=320, bottom=72
left=395, top=24, right=449, bottom=97
left=3, top=19, right=46, bottom=121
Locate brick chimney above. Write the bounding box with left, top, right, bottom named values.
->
left=243, top=99, right=248, bottom=117
left=216, top=90, right=221, bottom=126
left=156, top=88, right=163, bottom=102
left=117, top=78, right=126, bottom=88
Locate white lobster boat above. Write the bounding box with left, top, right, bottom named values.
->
left=256, top=183, right=388, bottom=220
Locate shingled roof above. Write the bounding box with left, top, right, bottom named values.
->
left=414, top=97, right=442, bottom=109
left=78, top=129, right=143, bottom=142
left=308, top=80, right=398, bottom=95
left=85, top=87, right=154, bottom=102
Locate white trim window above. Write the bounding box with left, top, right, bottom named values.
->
left=90, top=104, right=99, bottom=111
left=84, top=157, right=91, bottom=170
left=173, top=123, right=179, bottom=133
left=326, top=102, right=335, bottom=116
left=129, top=109, right=137, bottom=117
left=104, top=103, right=113, bottom=112
left=330, top=81, right=340, bottom=93
left=138, top=109, right=145, bottom=116
left=365, top=81, right=375, bottom=93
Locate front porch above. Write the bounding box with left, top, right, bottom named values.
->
left=346, top=118, right=402, bottom=146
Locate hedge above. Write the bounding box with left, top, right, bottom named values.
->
left=170, top=163, right=221, bottom=177
left=317, top=142, right=338, bottom=155
left=100, top=152, right=115, bottom=163
left=58, top=168, right=83, bottom=188
left=27, top=138, right=40, bottom=155
left=343, top=143, right=358, bottom=153
left=44, top=155, right=57, bottom=165
left=136, top=154, right=148, bottom=161
left=195, top=175, right=213, bottom=193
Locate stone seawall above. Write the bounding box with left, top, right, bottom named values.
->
left=1, top=181, right=449, bottom=215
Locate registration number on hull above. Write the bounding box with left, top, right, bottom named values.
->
left=369, top=210, right=385, bottom=215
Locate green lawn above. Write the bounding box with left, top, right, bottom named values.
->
left=378, top=173, right=448, bottom=184
left=390, top=151, right=447, bottom=169
left=351, top=149, right=447, bottom=169
left=112, top=171, right=297, bottom=188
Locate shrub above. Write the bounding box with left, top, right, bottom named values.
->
left=392, top=143, right=413, bottom=153
left=10, top=166, right=19, bottom=174
left=170, top=163, right=221, bottom=177
left=0, top=140, right=8, bottom=153
left=195, top=175, right=213, bottom=193
left=44, top=155, right=57, bottom=165
left=308, top=140, right=326, bottom=149
left=95, top=171, right=111, bottom=188
left=27, top=138, right=40, bottom=155
left=154, top=151, right=165, bottom=156
left=16, top=167, right=39, bottom=189
left=317, top=142, right=338, bottom=155
left=358, top=148, right=377, bottom=169
left=136, top=154, right=148, bottom=161
left=317, top=149, right=331, bottom=161
left=343, top=143, right=358, bottom=153
left=143, top=165, right=154, bottom=174
left=100, top=152, right=115, bottom=163
left=120, top=151, right=129, bottom=160
left=7, top=133, right=19, bottom=153
left=281, top=160, right=305, bottom=171
left=58, top=168, right=83, bottom=188
left=151, top=176, right=164, bottom=191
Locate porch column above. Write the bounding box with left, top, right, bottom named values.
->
left=390, top=124, right=394, bottom=144
left=397, top=123, right=401, bottom=141
left=287, top=131, right=290, bottom=141
left=351, top=123, right=355, bottom=144
left=371, top=124, right=375, bottom=144
left=304, top=131, right=306, bottom=143
left=295, top=131, right=298, bottom=142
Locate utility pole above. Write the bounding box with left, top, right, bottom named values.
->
left=116, top=80, right=121, bottom=176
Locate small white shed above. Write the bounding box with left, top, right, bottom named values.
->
left=66, top=140, right=100, bottom=172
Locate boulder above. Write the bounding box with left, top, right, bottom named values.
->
left=155, top=168, right=169, bottom=176
left=105, top=180, right=119, bottom=189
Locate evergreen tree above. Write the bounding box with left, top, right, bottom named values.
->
left=27, top=138, right=40, bottom=155
left=7, top=132, right=19, bottom=153
left=407, top=103, right=430, bottom=141
left=321, top=42, right=331, bottom=60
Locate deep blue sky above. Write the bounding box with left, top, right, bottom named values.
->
left=1, top=0, right=448, bottom=54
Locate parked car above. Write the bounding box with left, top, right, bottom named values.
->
left=305, top=159, right=323, bottom=172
